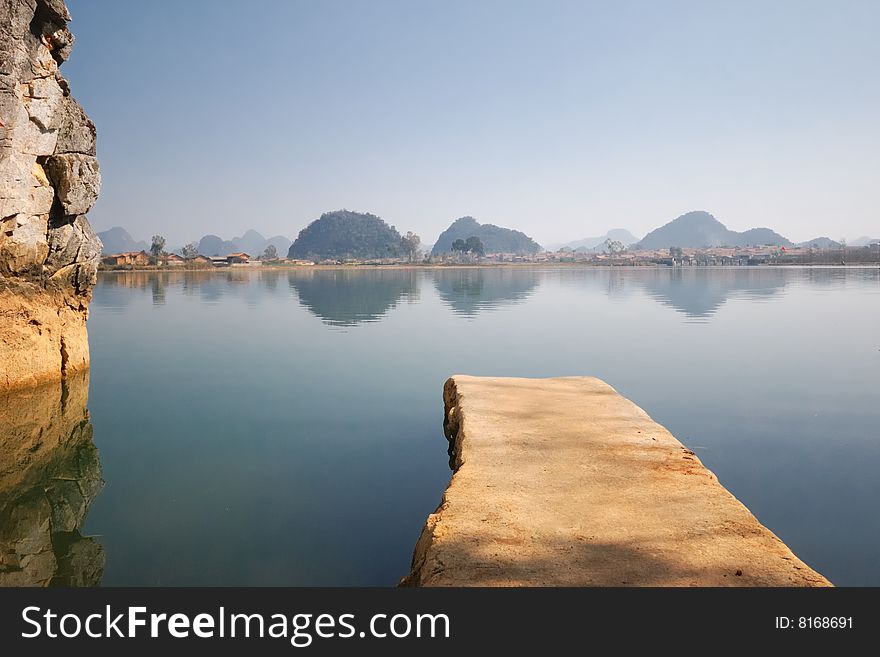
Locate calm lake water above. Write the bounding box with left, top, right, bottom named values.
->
left=3, top=266, right=879, bottom=586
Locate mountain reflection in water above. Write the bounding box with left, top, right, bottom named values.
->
left=89, top=266, right=870, bottom=324
left=288, top=269, right=419, bottom=326
left=631, top=268, right=788, bottom=320
left=431, top=268, right=541, bottom=317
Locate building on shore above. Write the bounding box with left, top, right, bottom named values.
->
left=161, top=253, right=185, bottom=266
left=227, top=252, right=251, bottom=264
left=103, top=251, right=150, bottom=266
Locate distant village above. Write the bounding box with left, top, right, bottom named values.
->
left=100, top=241, right=880, bottom=270
left=102, top=250, right=315, bottom=269
left=547, top=243, right=880, bottom=266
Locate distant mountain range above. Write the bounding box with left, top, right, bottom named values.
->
left=196, top=234, right=237, bottom=256
left=551, top=218, right=875, bottom=252
left=554, top=229, right=640, bottom=252
left=636, top=211, right=792, bottom=249
left=96, top=227, right=148, bottom=254
left=198, top=230, right=291, bottom=257
left=97, top=227, right=292, bottom=256
left=97, top=214, right=875, bottom=260
left=230, top=230, right=292, bottom=257
left=431, top=217, right=541, bottom=255
left=797, top=237, right=841, bottom=249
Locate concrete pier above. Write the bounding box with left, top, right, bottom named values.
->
left=402, top=376, right=830, bottom=586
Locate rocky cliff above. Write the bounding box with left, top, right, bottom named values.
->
left=0, top=0, right=101, bottom=389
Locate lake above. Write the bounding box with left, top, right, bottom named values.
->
left=2, top=266, right=879, bottom=586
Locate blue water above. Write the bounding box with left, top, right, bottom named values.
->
left=5, top=266, right=880, bottom=585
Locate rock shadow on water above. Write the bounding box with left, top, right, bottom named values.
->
left=431, top=268, right=541, bottom=317
left=0, top=372, right=104, bottom=586
left=288, top=269, right=420, bottom=327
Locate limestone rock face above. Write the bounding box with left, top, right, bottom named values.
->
left=0, top=0, right=102, bottom=389
left=44, top=153, right=101, bottom=215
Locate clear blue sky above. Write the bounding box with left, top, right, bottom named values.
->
left=64, top=0, right=879, bottom=246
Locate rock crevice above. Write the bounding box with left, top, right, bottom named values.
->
left=1, top=0, right=101, bottom=389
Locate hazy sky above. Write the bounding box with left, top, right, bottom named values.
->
left=64, top=0, right=879, bottom=246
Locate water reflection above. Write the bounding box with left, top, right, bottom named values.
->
left=798, top=266, right=878, bottom=289
left=0, top=373, right=104, bottom=586
left=554, top=266, right=880, bottom=319
left=93, top=266, right=879, bottom=325
left=288, top=269, right=420, bottom=326
left=432, top=267, right=541, bottom=317
left=93, top=270, right=258, bottom=308
left=635, top=268, right=788, bottom=320
left=83, top=266, right=880, bottom=585
left=186, top=271, right=252, bottom=305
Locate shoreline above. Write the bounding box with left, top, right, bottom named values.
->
left=96, top=262, right=880, bottom=274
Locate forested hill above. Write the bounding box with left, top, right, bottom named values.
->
left=431, top=217, right=542, bottom=255
left=288, top=211, right=404, bottom=260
